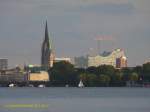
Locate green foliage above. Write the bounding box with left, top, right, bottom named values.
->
left=53, top=61, right=74, bottom=73
left=141, top=62, right=150, bottom=81
left=129, top=72, right=139, bottom=81
left=143, top=62, right=150, bottom=73
left=86, top=66, right=97, bottom=75
left=99, top=75, right=111, bottom=83
left=112, top=70, right=123, bottom=81
left=48, top=62, right=150, bottom=87
left=97, top=65, right=115, bottom=76
left=79, top=73, right=97, bottom=86
left=121, top=67, right=132, bottom=81
left=133, top=66, right=142, bottom=74
left=79, top=73, right=88, bottom=82
left=87, top=73, right=97, bottom=86
left=99, top=75, right=110, bottom=86
left=50, top=61, right=77, bottom=86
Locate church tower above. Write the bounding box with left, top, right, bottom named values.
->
left=41, top=21, right=54, bottom=70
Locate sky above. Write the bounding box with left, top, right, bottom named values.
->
left=0, top=0, right=150, bottom=67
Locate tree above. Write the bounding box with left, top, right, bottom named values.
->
left=87, top=73, right=97, bottom=86
left=143, top=62, right=150, bottom=73
left=121, top=67, right=133, bottom=81
left=129, top=72, right=138, bottom=81
left=76, top=68, right=86, bottom=74
left=133, top=66, right=142, bottom=74
left=79, top=73, right=97, bottom=86
left=50, top=61, right=77, bottom=86
left=86, top=66, right=97, bottom=75
left=79, top=73, right=88, bottom=82
left=97, top=65, right=115, bottom=76
left=98, top=74, right=110, bottom=86
left=112, top=70, right=123, bottom=82
left=115, top=72, right=123, bottom=81
left=142, top=62, right=150, bottom=81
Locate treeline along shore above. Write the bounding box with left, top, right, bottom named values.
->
left=48, top=61, right=150, bottom=87
left=0, top=61, right=150, bottom=87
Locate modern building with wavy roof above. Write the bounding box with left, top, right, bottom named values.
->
left=88, top=49, right=127, bottom=68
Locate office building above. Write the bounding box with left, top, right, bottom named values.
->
left=74, top=56, right=88, bottom=68
left=0, top=59, right=8, bottom=70
left=55, top=58, right=71, bottom=63
left=26, top=64, right=49, bottom=81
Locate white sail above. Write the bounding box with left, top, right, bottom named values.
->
left=9, top=83, right=15, bottom=87
left=78, top=80, right=84, bottom=88
left=38, top=84, right=45, bottom=88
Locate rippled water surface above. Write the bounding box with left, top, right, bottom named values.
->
left=0, top=87, right=150, bottom=112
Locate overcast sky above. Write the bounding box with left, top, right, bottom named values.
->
left=0, top=0, right=150, bottom=67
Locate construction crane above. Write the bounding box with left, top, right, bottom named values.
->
left=94, top=35, right=115, bottom=55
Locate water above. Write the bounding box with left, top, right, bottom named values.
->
left=0, top=87, right=150, bottom=112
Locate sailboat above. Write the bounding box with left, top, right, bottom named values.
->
left=78, top=80, right=84, bottom=88
left=9, top=83, right=17, bottom=87
left=38, top=84, right=45, bottom=88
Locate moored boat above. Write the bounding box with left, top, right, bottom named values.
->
left=38, top=84, right=45, bottom=88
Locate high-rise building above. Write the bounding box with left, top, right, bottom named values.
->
left=41, top=21, right=54, bottom=69
left=0, top=58, right=8, bottom=70
left=74, top=56, right=88, bottom=68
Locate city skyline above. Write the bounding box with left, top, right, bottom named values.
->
left=0, top=0, right=150, bottom=67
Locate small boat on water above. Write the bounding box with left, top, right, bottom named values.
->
left=65, top=84, right=69, bottom=87
left=38, top=84, right=45, bottom=88
left=9, top=83, right=16, bottom=87
left=78, top=80, right=84, bottom=88
left=28, top=84, right=34, bottom=87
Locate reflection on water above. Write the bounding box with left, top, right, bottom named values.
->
left=0, top=87, right=150, bottom=112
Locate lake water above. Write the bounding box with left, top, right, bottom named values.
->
left=0, top=87, right=150, bottom=112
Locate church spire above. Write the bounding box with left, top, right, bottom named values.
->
left=45, top=20, right=49, bottom=42
left=44, top=20, right=52, bottom=49
left=41, top=20, right=54, bottom=69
